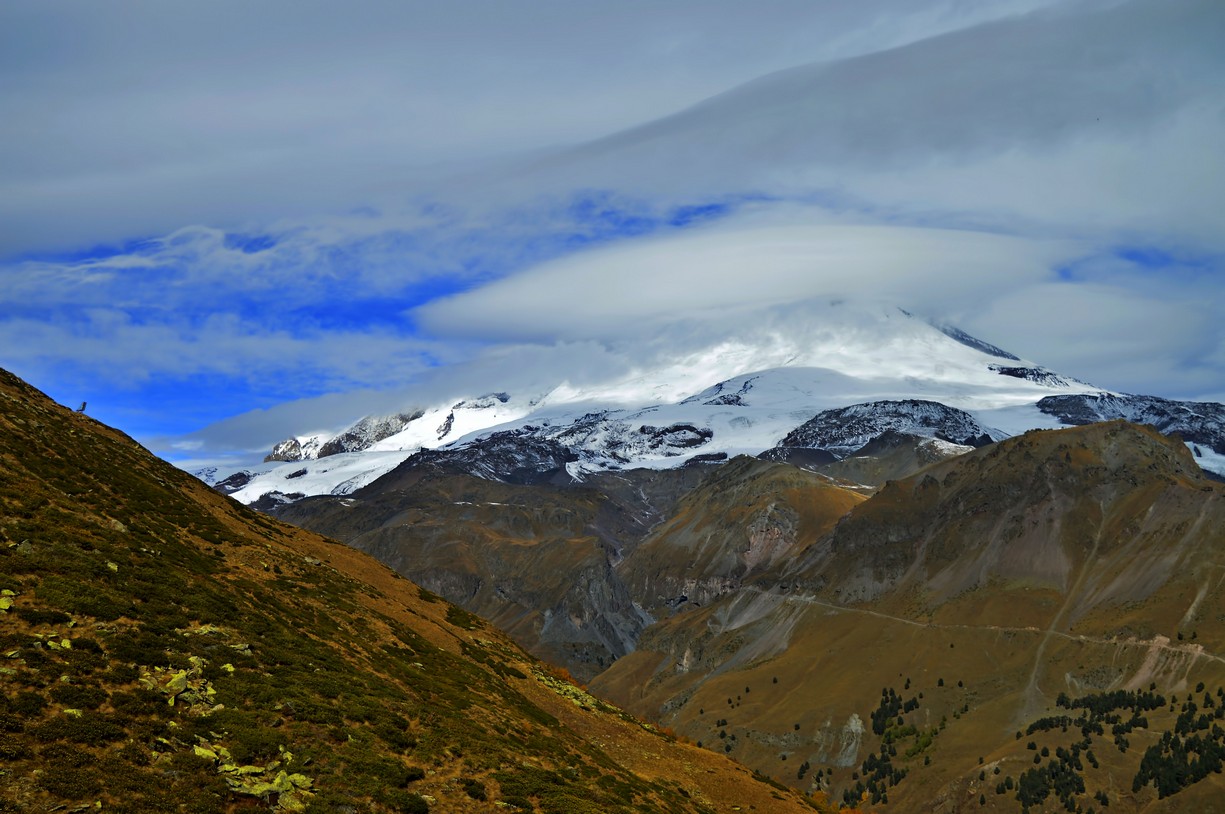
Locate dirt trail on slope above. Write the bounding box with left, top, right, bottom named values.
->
left=1016, top=490, right=1101, bottom=720
left=739, top=586, right=1225, bottom=667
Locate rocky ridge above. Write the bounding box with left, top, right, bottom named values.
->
left=1039, top=392, right=1225, bottom=455
left=774, top=399, right=1002, bottom=457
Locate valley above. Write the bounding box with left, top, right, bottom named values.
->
left=271, top=416, right=1225, bottom=812
left=7, top=311, right=1224, bottom=812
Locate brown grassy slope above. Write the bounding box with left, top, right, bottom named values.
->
left=592, top=423, right=1225, bottom=812
left=790, top=422, right=1225, bottom=633
left=0, top=367, right=823, bottom=814
left=272, top=466, right=710, bottom=683
left=620, top=456, right=866, bottom=616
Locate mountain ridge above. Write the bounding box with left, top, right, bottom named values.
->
left=0, top=366, right=827, bottom=813
left=590, top=421, right=1225, bottom=810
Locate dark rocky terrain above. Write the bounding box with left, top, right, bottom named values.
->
left=776, top=400, right=1002, bottom=456
left=1040, top=393, right=1225, bottom=455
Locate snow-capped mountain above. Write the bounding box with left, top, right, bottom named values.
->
left=773, top=399, right=1004, bottom=457
left=261, top=396, right=530, bottom=464
left=206, top=302, right=1224, bottom=504
left=265, top=411, right=422, bottom=462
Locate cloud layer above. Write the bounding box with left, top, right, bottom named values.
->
left=413, top=221, right=1072, bottom=340
left=1, top=0, right=1222, bottom=462
left=0, top=0, right=1063, bottom=257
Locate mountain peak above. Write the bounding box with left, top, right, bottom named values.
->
left=213, top=303, right=1134, bottom=505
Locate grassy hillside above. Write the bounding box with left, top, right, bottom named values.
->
left=592, top=423, right=1225, bottom=812
left=0, top=368, right=824, bottom=814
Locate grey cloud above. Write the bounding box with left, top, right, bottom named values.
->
left=962, top=281, right=1225, bottom=398
left=1, top=0, right=1061, bottom=256
left=503, top=0, right=1225, bottom=243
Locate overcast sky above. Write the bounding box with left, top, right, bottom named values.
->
left=2, top=0, right=1223, bottom=463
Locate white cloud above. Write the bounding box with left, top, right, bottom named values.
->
left=414, top=219, right=1073, bottom=341
left=0, top=309, right=450, bottom=393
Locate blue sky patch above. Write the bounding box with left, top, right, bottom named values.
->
left=223, top=232, right=278, bottom=254
left=1115, top=246, right=1175, bottom=270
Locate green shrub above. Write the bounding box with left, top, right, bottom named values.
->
left=32, top=712, right=126, bottom=745
left=39, top=743, right=97, bottom=768
left=60, top=648, right=108, bottom=675
left=540, top=790, right=616, bottom=814
left=35, top=577, right=125, bottom=621
left=104, top=663, right=140, bottom=684
left=105, top=630, right=175, bottom=665
left=10, top=690, right=47, bottom=717
left=110, top=689, right=170, bottom=718
left=116, top=742, right=151, bottom=766
left=461, top=777, right=488, bottom=801
left=222, top=718, right=283, bottom=761
left=15, top=607, right=71, bottom=626
left=0, top=738, right=31, bottom=760
left=445, top=605, right=481, bottom=630
left=374, top=720, right=418, bottom=751
left=50, top=684, right=108, bottom=710
left=383, top=790, right=430, bottom=813
left=70, top=637, right=104, bottom=653
left=37, top=769, right=103, bottom=798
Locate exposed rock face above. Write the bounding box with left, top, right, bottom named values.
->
left=317, top=410, right=423, bottom=458
left=265, top=411, right=424, bottom=462
left=376, top=416, right=716, bottom=484
left=680, top=374, right=760, bottom=406
left=989, top=364, right=1080, bottom=387
left=212, top=469, right=254, bottom=493
left=933, top=321, right=1021, bottom=360
left=1039, top=392, right=1225, bottom=454
left=264, top=436, right=321, bottom=462
left=756, top=446, right=840, bottom=468
left=541, top=413, right=717, bottom=466
left=390, top=430, right=580, bottom=485
left=778, top=399, right=1001, bottom=457
left=618, top=457, right=864, bottom=617
left=247, top=490, right=305, bottom=511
